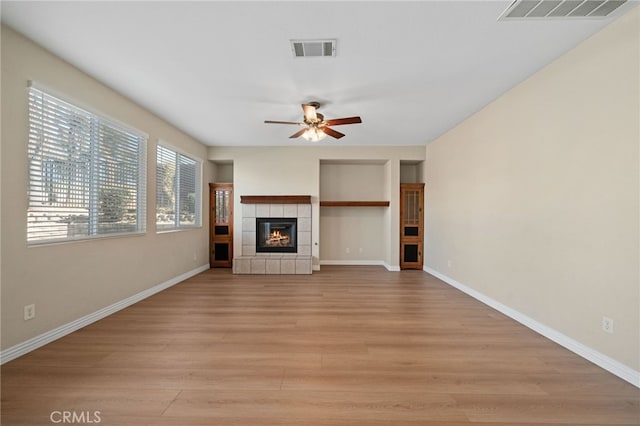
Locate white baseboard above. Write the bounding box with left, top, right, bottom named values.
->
left=423, top=266, right=640, bottom=388
left=320, top=260, right=384, bottom=266
left=319, top=260, right=400, bottom=272
left=0, top=264, right=210, bottom=365
left=384, top=263, right=401, bottom=272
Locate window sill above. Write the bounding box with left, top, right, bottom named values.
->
left=156, top=226, right=203, bottom=234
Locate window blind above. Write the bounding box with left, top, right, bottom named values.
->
left=156, top=144, right=201, bottom=231
left=27, top=86, right=147, bottom=244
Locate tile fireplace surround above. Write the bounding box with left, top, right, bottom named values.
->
left=233, top=196, right=312, bottom=274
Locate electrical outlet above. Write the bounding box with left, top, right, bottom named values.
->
left=602, top=317, right=614, bottom=334
left=193, top=252, right=197, bottom=261
left=447, top=260, right=452, bottom=268
left=24, top=304, right=36, bottom=321
left=359, top=247, right=363, bottom=253
left=346, top=247, right=350, bottom=254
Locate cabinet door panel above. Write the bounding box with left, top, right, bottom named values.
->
left=210, top=183, right=233, bottom=268
left=403, top=244, right=419, bottom=263
left=400, top=183, right=424, bottom=270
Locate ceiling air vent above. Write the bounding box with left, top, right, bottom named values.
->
left=500, top=0, right=627, bottom=19
left=290, top=39, right=336, bottom=58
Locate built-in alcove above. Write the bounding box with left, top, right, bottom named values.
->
left=320, top=160, right=388, bottom=203
left=319, top=160, right=389, bottom=264
left=213, top=160, right=233, bottom=183
left=400, top=160, right=424, bottom=184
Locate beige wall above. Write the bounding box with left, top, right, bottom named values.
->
left=209, top=146, right=425, bottom=268
left=1, top=27, right=214, bottom=350
left=425, top=10, right=639, bottom=370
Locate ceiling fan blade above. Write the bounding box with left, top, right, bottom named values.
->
left=324, top=116, right=362, bottom=126
left=321, top=126, right=345, bottom=139
left=264, top=120, right=304, bottom=125
left=289, top=128, right=308, bottom=139
left=302, top=104, right=317, bottom=122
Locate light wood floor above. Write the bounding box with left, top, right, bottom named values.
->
left=2, top=266, right=638, bottom=425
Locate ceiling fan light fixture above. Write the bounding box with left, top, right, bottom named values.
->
left=265, top=102, right=360, bottom=141
left=301, top=127, right=327, bottom=142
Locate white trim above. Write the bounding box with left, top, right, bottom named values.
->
left=0, top=264, right=210, bottom=365
left=319, top=260, right=401, bottom=272
left=423, top=266, right=640, bottom=388
left=320, top=260, right=385, bottom=266
left=384, top=262, right=401, bottom=272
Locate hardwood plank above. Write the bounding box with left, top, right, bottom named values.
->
left=2, top=387, right=179, bottom=417
left=280, top=368, right=547, bottom=395
left=1, top=366, right=284, bottom=391
left=320, top=353, right=555, bottom=374
left=96, top=351, right=322, bottom=370
left=2, top=266, right=638, bottom=425
left=455, top=393, right=640, bottom=424
left=163, top=390, right=465, bottom=422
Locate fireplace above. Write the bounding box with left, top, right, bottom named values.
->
left=256, top=218, right=297, bottom=253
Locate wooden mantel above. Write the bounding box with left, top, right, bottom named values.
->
left=240, top=195, right=311, bottom=204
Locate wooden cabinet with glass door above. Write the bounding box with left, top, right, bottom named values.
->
left=400, top=183, right=424, bottom=269
left=210, top=183, right=233, bottom=268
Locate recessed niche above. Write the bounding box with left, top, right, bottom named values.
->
left=213, top=161, right=233, bottom=183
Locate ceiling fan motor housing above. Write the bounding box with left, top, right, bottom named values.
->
left=303, top=102, right=324, bottom=125
left=308, top=113, right=324, bottom=126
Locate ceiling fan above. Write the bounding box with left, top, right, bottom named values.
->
left=264, top=102, right=362, bottom=142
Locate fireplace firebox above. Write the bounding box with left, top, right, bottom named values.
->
left=256, top=218, right=297, bottom=253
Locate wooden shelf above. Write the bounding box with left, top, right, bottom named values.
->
left=240, top=195, right=311, bottom=204
left=320, top=201, right=390, bottom=207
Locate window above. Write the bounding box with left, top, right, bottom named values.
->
left=156, top=144, right=201, bottom=231
left=27, top=85, right=147, bottom=244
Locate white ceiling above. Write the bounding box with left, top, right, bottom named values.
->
left=2, top=1, right=637, bottom=147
